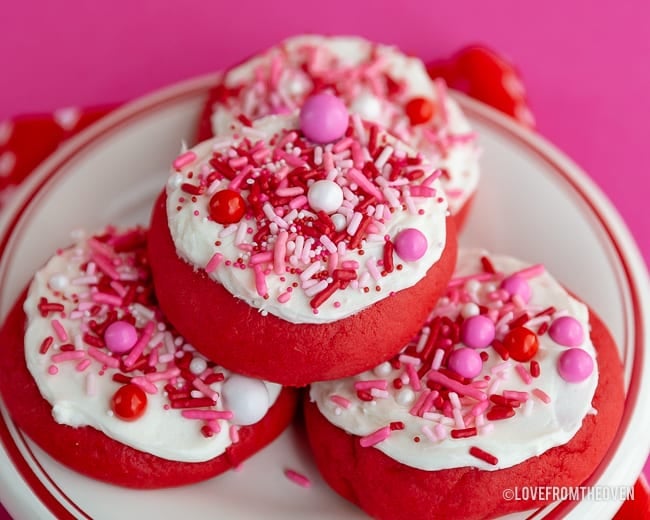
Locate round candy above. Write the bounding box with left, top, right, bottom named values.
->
left=393, top=228, right=428, bottom=262
left=447, top=347, right=483, bottom=379
left=208, top=189, right=246, bottom=224
left=500, top=274, right=532, bottom=303
left=307, top=180, right=344, bottom=214
left=221, top=375, right=270, bottom=426
left=189, top=356, right=208, bottom=375
left=104, top=321, right=138, bottom=354
left=503, top=326, right=539, bottom=362
left=299, top=93, right=349, bottom=143
left=557, top=348, right=594, bottom=383
left=111, top=384, right=147, bottom=421
left=460, top=315, right=495, bottom=349
left=331, top=213, right=347, bottom=232
left=350, top=92, right=382, bottom=121
left=405, top=97, right=435, bottom=125
left=549, top=316, right=584, bottom=347
left=48, top=274, right=69, bottom=291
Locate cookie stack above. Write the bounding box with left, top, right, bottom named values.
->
left=0, top=35, right=624, bottom=519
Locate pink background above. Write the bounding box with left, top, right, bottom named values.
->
left=0, top=0, right=648, bottom=517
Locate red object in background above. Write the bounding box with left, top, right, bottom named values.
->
left=427, top=45, right=535, bottom=129
left=0, top=46, right=646, bottom=520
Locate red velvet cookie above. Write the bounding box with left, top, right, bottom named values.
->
left=0, top=227, right=297, bottom=488
left=197, top=35, right=479, bottom=228
left=304, top=250, right=624, bottom=519
left=149, top=110, right=457, bottom=386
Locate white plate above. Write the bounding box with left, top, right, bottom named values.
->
left=0, top=75, right=648, bottom=520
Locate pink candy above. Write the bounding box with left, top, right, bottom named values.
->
left=447, top=347, right=483, bottom=379
left=299, top=94, right=349, bottom=144
left=460, top=315, right=495, bottom=349
left=393, top=228, right=428, bottom=262
left=104, top=320, right=138, bottom=353
left=549, top=316, right=584, bottom=346
left=500, top=274, right=531, bottom=303
left=557, top=348, right=593, bottom=382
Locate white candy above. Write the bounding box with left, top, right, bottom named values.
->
left=350, top=92, right=383, bottom=121
left=221, top=375, right=270, bottom=426
left=461, top=302, right=480, bottom=318
left=373, top=361, right=392, bottom=377
left=48, top=274, right=69, bottom=291
left=396, top=388, right=415, bottom=406
left=307, top=180, right=344, bottom=214
left=331, top=213, right=347, bottom=232
left=189, top=357, right=208, bottom=375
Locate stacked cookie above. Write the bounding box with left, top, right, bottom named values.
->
left=0, top=34, right=624, bottom=518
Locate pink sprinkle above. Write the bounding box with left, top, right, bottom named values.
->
left=48, top=365, right=58, bottom=375
left=277, top=291, right=292, bottom=303
left=431, top=348, right=445, bottom=370
left=92, top=254, right=120, bottom=279
left=146, top=368, right=181, bottom=383
left=300, top=261, right=322, bottom=282
left=453, top=408, right=465, bottom=428
left=359, top=426, right=391, bottom=447
left=354, top=380, right=389, bottom=391
left=229, top=424, right=240, bottom=443
left=405, top=363, right=421, bottom=391
left=347, top=168, right=384, bottom=202
left=420, top=390, right=439, bottom=415
left=320, top=235, right=337, bottom=254
left=532, top=388, right=551, bottom=404
left=205, top=252, right=223, bottom=274
left=330, top=394, right=352, bottom=409
left=123, top=321, right=155, bottom=367
left=515, top=364, right=533, bottom=385
left=366, top=258, right=381, bottom=281
left=426, top=371, right=487, bottom=401
left=341, top=260, right=359, bottom=269
left=182, top=410, right=233, bottom=420
left=250, top=251, right=273, bottom=265
left=51, top=319, right=68, bottom=342
left=51, top=350, right=85, bottom=363
left=327, top=252, right=339, bottom=273
left=422, top=169, right=442, bottom=187
left=130, top=376, right=158, bottom=394
left=193, top=378, right=219, bottom=401
left=421, top=425, right=437, bottom=442
left=75, top=359, right=91, bottom=372
left=409, top=389, right=431, bottom=416
left=512, top=263, right=545, bottom=279
left=289, top=195, right=308, bottom=209
left=276, top=186, right=304, bottom=197
left=503, top=390, right=529, bottom=402
left=284, top=469, right=311, bottom=489
left=398, top=354, right=422, bottom=367
left=409, top=185, right=436, bottom=198
left=228, top=164, right=252, bottom=191
left=253, top=265, right=268, bottom=297
left=87, top=346, right=120, bottom=368
left=91, top=292, right=122, bottom=307
left=206, top=419, right=221, bottom=434
left=273, top=230, right=289, bottom=274
left=471, top=400, right=490, bottom=417
left=173, top=151, right=197, bottom=170
left=435, top=79, right=449, bottom=124
left=434, top=423, right=447, bottom=440
left=448, top=272, right=496, bottom=287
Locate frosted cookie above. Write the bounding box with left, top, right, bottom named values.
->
left=197, top=35, right=480, bottom=228
left=305, top=249, right=624, bottom=519
left=149, top=107, right=457, bottom=386
left=0, top=227, right=297, bottom=488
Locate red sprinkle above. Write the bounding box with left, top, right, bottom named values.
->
left=537, top=322, right=549, bottom=335
left=491, top=339, right=510, bottom=361
left=469, top=446, right=498, bottom=465
left=39, top=336, right=54, bottom=354
left=451, top=427, right=478, bottom=439
left=530, top=360, right=541, bottom=378
left=480, top=256, right=496, bottom=274
left=486, top=405, right=516, bottom=421
left=390, top=421, right=405, bottom=431
left=383, top=240, right=395, bottom=274
left=310, top=280, right=342, bottom=309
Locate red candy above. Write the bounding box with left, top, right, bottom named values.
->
left=111, top=383, right=147, bottom=421
left=208, top=189, right=246, bottom=224
left=405, top=97, right=435, bottom=125
left=502, top=326, right=539, bottom=362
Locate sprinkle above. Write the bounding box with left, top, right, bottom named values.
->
left=284, top=469, right=311, bottom=488
left=486, top=406, right=515, bottom=421
left=434, top=423, right=447, bottom=440
left=75, top=359, right=91, bottom=372
left=451, top=427, right=477, bottom=439
left=123, top=321, right=155, bottom=367
left=359, top=426, right=391, bottom=447
left=229, top=425, right=240, bottom=443
left=330, top=395, right=352, bottom=409
left=503, top=390, right=529, bottom=402
left=421, top=425, right=437, bottom=442
left=469, top=446, right=498, bottom=466
left=409, top=389, right=431, bottom=416
left=426, top=370, right=487, bottom=401
left=130, top=376, right=158, bottom=394
left=51, top=351, right=85, bottom=363
left=530, top=360, right=540, bottom=378
left=515, top=364, right=533, bottom=385
left=181, top=410, right=233, bottom=420
left=91, top=292, right=122, bottom=307
left=512, top=263, right=545, bottom=279
left=405, top=363, right=421, bottom=391
left=354, top=380, right=389, bottom=391
left=192, top=378, right=219, bottom=401
left=51, top=319, right=68, bottom=342
left=173, top=151, right=197, bottom=171
left=347, top=168, right=384, bottom=201
left=205, top=252, right=223, bottom=274
left=398, top=354, right=422, bottom=367
left=532, top=388, right=551, bottom=404
left=87, top=346, right=120, bottom=368
left=39, top=336, right=54, bottom=354
left=431, top=348, right=445, bottom=370
left=470, top=400, right=490, bottom=417
left=452, top=408, right=465, bottom=428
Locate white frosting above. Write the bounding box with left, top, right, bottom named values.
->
left=310, top=249, right=599, bottom=471
left=209, top=35, right=480, bottom=214
left=166, top=114, right=448, bottom=324
left=24, top=230, right=281, bottom=463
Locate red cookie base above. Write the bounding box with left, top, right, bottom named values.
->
left=303, top=308, right=624, bottom=520
left=0, top=293, right=298, bottom=489
left=148, top=192, right=458, bottom=386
